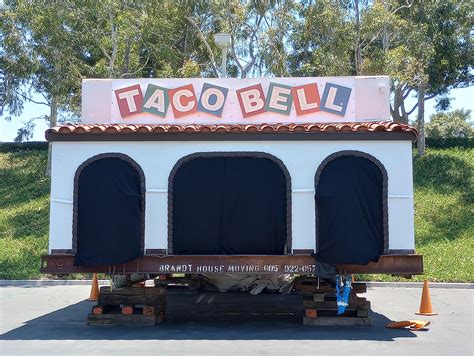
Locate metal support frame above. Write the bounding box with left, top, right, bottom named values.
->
left=41, top=254, right=423, bottom=276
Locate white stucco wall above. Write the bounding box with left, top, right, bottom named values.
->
left=48, top=140, right=415, bottom=253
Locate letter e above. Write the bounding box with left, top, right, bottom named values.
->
left=265, top=83, right=293, bottom=115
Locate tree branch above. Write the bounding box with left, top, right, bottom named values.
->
left=121, top=54, right=150, bottom=78
left=406, top=93, right=437, bottom=115
left=403, top=88, right=413, bottom=100
left=241, top=14, right=264, bottom=78
left=186, top=16, right=219, bottom=77
left=406, top=103, right=418, bottom=116
left=361, top=1, right=414, bottom=52
left=12, top=89, right=49, bottom=106
left=229, top=34, right=244, bottom=74
left=109, top=8, right=118, bottom=77
left=391, top=0, right=415, bottom=16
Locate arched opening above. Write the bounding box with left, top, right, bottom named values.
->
left=73, top=153, right=145, bottom=266
left=315, top=151, right=388, bottom=265
left=169, top=152, right=291, bottom=255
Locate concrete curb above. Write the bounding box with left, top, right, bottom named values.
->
left=1, top=280, right=473, bottom=289
left=0, top=280, right=110, bottom=286
left=365, top=282, right=473, bottom=289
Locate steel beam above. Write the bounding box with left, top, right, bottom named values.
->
left=40, top=254, right=423, bottom=276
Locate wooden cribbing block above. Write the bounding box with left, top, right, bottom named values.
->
left=352, top=283, right=367, bottom=294
left=99, top=293, right=166, bottom=306
left=303, top=300, right=370, bottom=311
left=301, top=283, right=366, bottom=295
left=92, top=305, right=104, bottom=315
left=305, top=309, right=318, bottom=319
left=143, top=306, right=155, bottom=316
left=313, top=293, right=326, bottom=302
left=121, top=305, right=134, bottom=315
left=99, top=286, right=166, bottom=295
left=303, top=317, right=371, bottom=326
left=357, top=308, right=369, bottom=318
left=156, top=311, right=164, bottom=324
left=87, top=314, right=157, bottom=326
left=91, top=304, right=117, bottom=315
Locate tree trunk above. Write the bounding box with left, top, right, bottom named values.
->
left=122, top=37, right=131, bottom=77
left=417, top=84, right=425, bottom=157
left=49, top=100, right=58, bottom=127
left=354, top=0, right=362, bottom=75
left=382, top=0, right=390, bottom=52
left=391, top=84, right=409, bottom=124
left=46, top=99, right=58, bottom=175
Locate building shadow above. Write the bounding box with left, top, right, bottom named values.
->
left=0, top=292, right=417, bottom=341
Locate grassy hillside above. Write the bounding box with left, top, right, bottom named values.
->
left=362, top=147, right=474, bottom=282
left=0, top=146, right=472, bottom=281
left=0, top=149, right=49, bottom=279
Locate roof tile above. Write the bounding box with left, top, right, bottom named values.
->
left=46, top=122, right=418, bottom=141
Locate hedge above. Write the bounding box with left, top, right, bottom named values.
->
left=424, top=137, right=474, bottom=149
left=1, top=137, right=472, bottom=153
left=0, top=141, right=49, bottom=153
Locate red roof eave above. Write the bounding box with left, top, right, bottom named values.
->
left=46, top=122, right=418, bottom=142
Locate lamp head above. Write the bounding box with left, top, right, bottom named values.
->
left=214, top=33, right=231, bottom=49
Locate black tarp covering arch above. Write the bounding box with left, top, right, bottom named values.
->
left=171, top=154, right=289, bottom=255
left=315, top=152, right=386, bottom=265
left=74, top=154, right=145, bottom=266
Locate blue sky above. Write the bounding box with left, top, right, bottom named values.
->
left=1, top=85, right=473, bottom=142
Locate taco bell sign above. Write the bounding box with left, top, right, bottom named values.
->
left=81, top=77, right=390, bottom=125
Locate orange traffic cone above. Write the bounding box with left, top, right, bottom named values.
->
left=89, top=273, right=99, bottom=301
left=416, top=280, right=437, bottom=316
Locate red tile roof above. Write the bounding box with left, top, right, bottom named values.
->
left=46, top=121, right=418, bottom=141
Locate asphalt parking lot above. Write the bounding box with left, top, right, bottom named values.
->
left=0, top=284, right=472, bottom=355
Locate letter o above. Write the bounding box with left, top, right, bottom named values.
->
left=201, top=87, right=225, bottom=112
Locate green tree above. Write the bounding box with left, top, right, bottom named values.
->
left=292, top=1, right=473, bottom=156
left=187, top=0, right=297, bottom=78
left=426, top=109, right=473, bottom=139
left=1, top=0, right=297, bottom=129
left=289, top=1, right=355, bottom=76
left=1, top=0, right=96, bottom=127
left=361, top=1, right=473, bottom=155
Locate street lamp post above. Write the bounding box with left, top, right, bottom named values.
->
left=213, top=33, right=231, bottom=78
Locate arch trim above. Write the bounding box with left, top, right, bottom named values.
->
left=314, top=150, right=389, bottom=255
left=72, top=153, right=146, bottom=254
left=167, top=151, right=292, bottom=255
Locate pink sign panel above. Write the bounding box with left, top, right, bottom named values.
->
left=82, top=77, right=391, bottom=124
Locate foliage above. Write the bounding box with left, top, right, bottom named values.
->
left=361, top=1, right=473, bottom=120
left=1, top=0, right=298, bottom=128
left=426, top=109, right=473, bottom=139
left=0, top=141, right=48, bottom=153
left=425, top=137, right=474, bottom=149
left=2, top=1, right=472, bottom=141
left=289, top=1, right=354, bottom=77
left=288, top=0, right=473, bottom=157
left=13, top=120, right=34, bottom=142
left=0, top=150, right=49, bottom=279
left=362, top=148, right=473, bottom=282
left=0, top=147, right=472, bottom=281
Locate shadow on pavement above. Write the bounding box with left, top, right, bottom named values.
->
left=1, top=292, right=417, bottom=341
